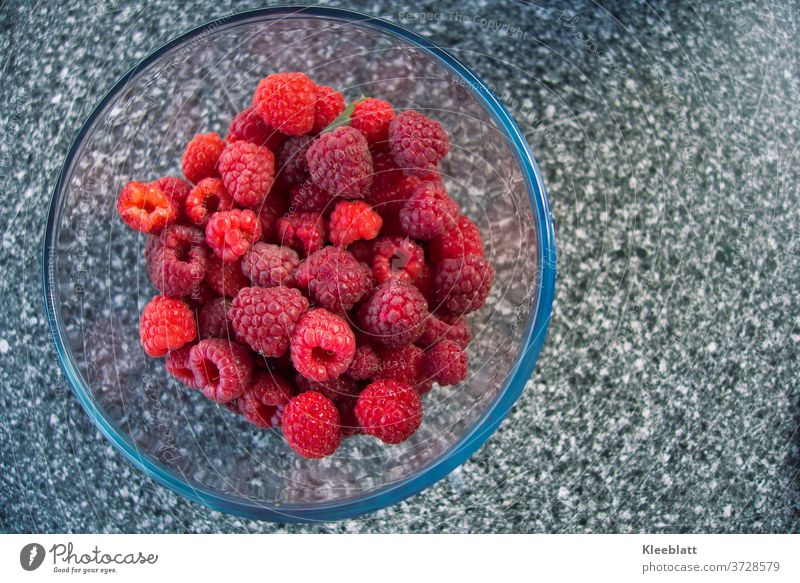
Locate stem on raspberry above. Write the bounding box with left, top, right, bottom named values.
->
left=320, top=96, right=366, bottom=134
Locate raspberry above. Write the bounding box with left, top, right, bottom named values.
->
left=276, top=212, right=327, bottom=256
left=372, top=236, right=424, bottom=283
left=295, top=372, right=360, bottom=404
left=365, top=148, right=420, bottom=216
left=357, top=280, right=428, bottom=347
left=434, top=254, right=494, bottom=315
left=306, top=126, right=373, bottom=198
left=218, top=140, right=276, bottom=208
left=241, top=242, right=300, bottom=288
left=182, top=132, right=225, bottom=183
left=423, top=339, right=468, bottom=386
left=276, top=135, right=312, bottom=187
left=153, top=176, right=192, bottom=210
left=348, top=239, right=376, bottom=265
left=165, top=344, right=201, bottom=388
left=238, top=370, right=293, bottom=428
left=281, top=391, right=342, bottom=458
left=416, top=313, right=471, bottom=349
left=350, top=98, right=394, bottom=144
left=399, top=180, right=460, bottom=240
left=198, top=297, right=231, bottom=339
left=389, top=110, right=449, bottom=176
left=139, top=295, right=197, bottom=357
left=290, top=308, right=356, bottom=382
left=252, top=72, right=317, bottom=136
left=411, top=262, right=436, bottom=305
left=205, top=254, right=249, bottom=298
left=289, top=179, right=335, bottom=214
left=295, top=247, right=372, bottom=313
left=428, top=215, right=485, bottom=263
left=312, top=84, right=345, bottom=133
left=146, top=225, right=208, bottom=297
left=256, top=190, right=288, bottom=243
left=205, top=209, right=262, bottom=263
left=117, top=181, right=177, bottom=233
left=187, top=281, right=217, bottom=307
left=229, top=286, right=308, bottom=357
left=354, top=379, right=422, bottom=444
left=328, top=200, right=383, bottom=247
left=347, top=344, right=379, bottom=380
left=336, top=395, right=362, bottom=437
left=185, top=178, right=234, bottom=227
left=375, top=344, right=425, bottom=389
left=188, top=338, right=254, bottom=402
left=226, top=105, right=285, bottom=152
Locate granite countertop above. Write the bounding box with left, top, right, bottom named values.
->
left=1, top=0, right=798, bottom=533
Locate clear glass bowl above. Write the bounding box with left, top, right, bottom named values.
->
left=42, top=6, right=556, bottom=522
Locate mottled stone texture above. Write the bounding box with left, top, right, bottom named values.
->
left=0, top=0, right=798, bottom=532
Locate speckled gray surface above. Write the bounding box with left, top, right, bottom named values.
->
left=1, top=0, right=799, bottom=533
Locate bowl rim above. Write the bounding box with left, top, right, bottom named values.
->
left=41, top=4, right=557, bottom=523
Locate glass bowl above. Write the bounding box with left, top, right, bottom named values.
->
left=42, top=6, right=556, bottom=522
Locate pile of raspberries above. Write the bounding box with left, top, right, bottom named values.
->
left=117, top=72, right=494, bottom=459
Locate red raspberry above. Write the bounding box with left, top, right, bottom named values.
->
left=226, top=105, right=285, bottom=152
left=350, top=98, right=394, bottom=144
left=389, top=110, right=449, bottom=176
left=276, top=212, right=327, bottom=256
left=424, top=339, right=468, bottom=386
left=357, top=280, right=428, bottom=347
left=348, top=239, right=376, bottom=265
left=241, top=242, right=300, bottom=288
left=188, top=338, right=254, bottom=402
left=117, top=181, right=177, bottom=233
left=372, top=236, right=424, bottom=283
left=428, top=215, right=485, bottom=263
left=205, top=255, right=249, bottom=298
left=139, top=295, right=197, bottom=357
left=312, top=84, right=345, bottom=133
left=165, top=344, right=201, bottom=388
left=185, top=177, right=234, bottom=227
left=375, top=344, right=426, bottom=389
left=290, top=308, right=356, bottom=382
left=146, top=225, right=208, bottom=297
left=281, top=391, right=342, bottom=458
left=229, top=286, right=309, bottom=357
left=182, top=132, right=225, bottom=183
left=205, top=209, right=261, bottom=263
left=276, top=135, right=312, bottom=187
left=328, top=200, right=383, bottom=247
left=256, top=190, right=288, bottom=243
left=294, top=247, right=372, bottom=313
left=238, top=370, right=293, bottom=428
left=354, top=379, right=422, bottom=444
left=416, top=313, right=471, bottom=349
left=295, top=372, right=360, bottom=404
left=347, top=344, right=379, bottom=380
left=198, top=297, right=231, bottom=339
left=289, top=179, right=335, bottom=214
left=434, top=254, right=494, bottom=315
left=153, top=176, right=192, bottom=210
left=411, top=262, right=436, bottom=305
left=399, top=180, right=460, bottom=240
left=187, top=281, right=217, bottom=307
left=218, top=140, right=275, bottom=208
left=306, top=126, right=373, bottom=198
left=336, top=395, right=362, bottom=437
left=365, top=147, right=420, bottom=216
left=252, top=72, right=317, bottom=136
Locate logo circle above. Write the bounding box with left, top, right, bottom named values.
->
left=20, top=543, right=46, bottom=571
